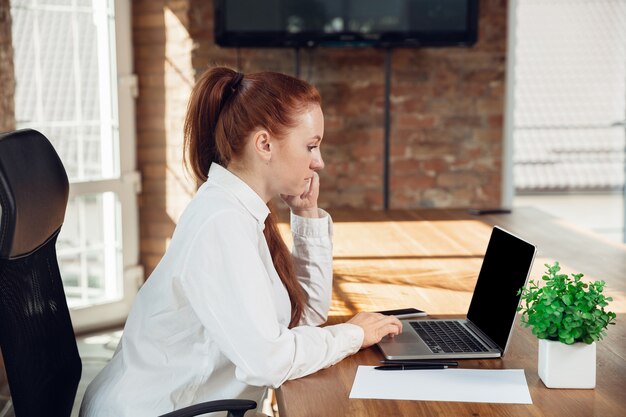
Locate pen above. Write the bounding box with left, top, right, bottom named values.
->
left=374, top=364, right=448, bottom=371
left=380, top=360, right=458, bottom=367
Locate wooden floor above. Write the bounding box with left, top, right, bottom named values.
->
left=326, top=210, right=491, bottom=317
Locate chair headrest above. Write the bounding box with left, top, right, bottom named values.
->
left=0, top=129, right=69, bottom=259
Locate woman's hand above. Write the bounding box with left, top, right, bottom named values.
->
left=347, top=312, right=403, bottom=349
left=280, top=171, right=320, bottom=218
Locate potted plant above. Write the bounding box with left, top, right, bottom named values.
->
left=517, top=261, right=616, bottom=389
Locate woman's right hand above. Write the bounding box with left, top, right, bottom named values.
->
left=347, top=312, right=403, bottom=349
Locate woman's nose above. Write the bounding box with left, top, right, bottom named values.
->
left=311, top=153, right=325, bottom=171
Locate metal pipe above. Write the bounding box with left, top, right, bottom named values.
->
left=383, top=48, right=392, bottom=210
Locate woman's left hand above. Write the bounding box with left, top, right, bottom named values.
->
left=280, top=172, right=320, bottom=218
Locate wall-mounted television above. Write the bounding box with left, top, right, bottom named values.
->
left=214, top=0, right=479, bottom=48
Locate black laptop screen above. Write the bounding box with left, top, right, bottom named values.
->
left=466, top=227, right=536, bottom=351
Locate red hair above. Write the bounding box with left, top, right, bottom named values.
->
left=183, top=67, right=321, bottom=328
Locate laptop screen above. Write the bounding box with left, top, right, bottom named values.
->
left=466, top=226, right=537, bottom=351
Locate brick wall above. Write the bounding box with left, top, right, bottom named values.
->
left=0, top=0, right=15, bottom=133
left=390, top=38, right=506, bottom=208
left=134, top=0, right=508, bottom=276
left=188, top=0, right=507, bottom=209
left=133, top=0, right=198, bottom=275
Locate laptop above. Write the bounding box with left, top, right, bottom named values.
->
left=377, top=226, right=537, bottom=360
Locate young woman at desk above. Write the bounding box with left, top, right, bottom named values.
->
left=80, top=67, right=402, bottom=417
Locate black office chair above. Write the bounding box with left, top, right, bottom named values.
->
left=0, top=129, right=256, bottom=417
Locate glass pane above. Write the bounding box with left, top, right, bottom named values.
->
left=11, top=0, right=119, bottom=182
left=58, top=192, right=122, bottom=308
left=513, top=0, right=626, bottom=193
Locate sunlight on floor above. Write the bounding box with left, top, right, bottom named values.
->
left=515, top=194, right=624, bottom=243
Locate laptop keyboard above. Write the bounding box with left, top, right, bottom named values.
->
left=410, top=321, right=489, bottom=353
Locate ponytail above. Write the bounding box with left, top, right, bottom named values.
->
left=183, top=67, right=321, bottom=327
left=263, top=206, right=306, bottom=328
left=183, top=67, right=239, bottom=183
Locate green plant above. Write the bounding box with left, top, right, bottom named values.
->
left=517, top=261, right=616, bottom=345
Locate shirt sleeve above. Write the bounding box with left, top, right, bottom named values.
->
left=290, top=208, right=334, bottom=326
left=178, top=210, right=363, bottom=389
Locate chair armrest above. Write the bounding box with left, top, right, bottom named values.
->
left=158, top=399, right=257, bottom=417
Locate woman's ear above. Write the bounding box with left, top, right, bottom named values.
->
left=252, top=130, right=272, bottom=164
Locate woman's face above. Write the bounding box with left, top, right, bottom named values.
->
left=271, top=104, right=325, bottom=197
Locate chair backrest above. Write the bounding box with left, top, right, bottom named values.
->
left=0, top=129, right=81, bottom=417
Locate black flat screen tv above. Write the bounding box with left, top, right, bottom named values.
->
left=214, top=0, right=479, bottom=48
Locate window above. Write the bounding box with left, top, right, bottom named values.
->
left=11, top=0, right=141, bottom=330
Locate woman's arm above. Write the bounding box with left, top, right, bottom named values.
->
left=290, top=209, right=334, bottom=326
left=280, top=172, right=334, bottom=326
left=178, top=210, right=362, bottom=388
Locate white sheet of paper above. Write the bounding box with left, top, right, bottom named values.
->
left=349, top=366, right=532, bottom=404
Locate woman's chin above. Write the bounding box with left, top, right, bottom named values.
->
left=281, top=189, right=304, bottom=198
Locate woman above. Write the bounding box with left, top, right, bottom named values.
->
left=80, top=67, right=402, bottom=416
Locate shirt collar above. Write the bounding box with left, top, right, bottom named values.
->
left=206, top=163, right=270, bottom=228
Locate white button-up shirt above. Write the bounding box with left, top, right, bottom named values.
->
left=80, top=163, right=364, bottom=417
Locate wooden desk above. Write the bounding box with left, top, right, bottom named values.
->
left=276, top=208, right=626, bottom=417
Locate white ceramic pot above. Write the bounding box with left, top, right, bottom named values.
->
left=537, top=338, right=596, bottom=389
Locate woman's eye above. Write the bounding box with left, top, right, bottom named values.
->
left=307, top=145, right=318, bottom=151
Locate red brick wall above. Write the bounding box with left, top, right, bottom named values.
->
left=134, top=0, right=197, bottom=275
left=134, top=0, right=508, bottom=275
left=0, top=0, right=15, bottom=133
left=0, top=0, right=12, bottom=389
left=188, top=0, right=507, bottom=209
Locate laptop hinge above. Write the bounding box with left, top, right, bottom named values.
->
left=465, top=320, right=502, bottom=352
